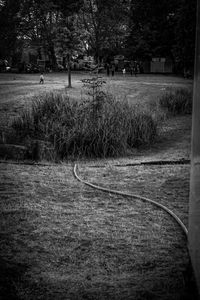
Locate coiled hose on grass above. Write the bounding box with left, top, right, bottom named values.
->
left=73, top=163, right=188, bottom=238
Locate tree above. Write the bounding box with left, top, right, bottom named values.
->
left=54, top=15, right=84, bottom=87
left=173, top=0, right=196, bottom=74
left=126, top=0, right=197, bottom=73
left=16, top=0, right=84, bottom=69
left=126, top=0, right=180, bottom=60
left=77, top=0, right=130, bottom=62
left=0, top=0, right=21, bottom=60
left=18, top=0, right=61, bottom=69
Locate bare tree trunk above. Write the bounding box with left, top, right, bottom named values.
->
left=49, top=43, right=57, bottom=71
left=189, top=0, right=200, bottom=295
left=63, top=56, right=66, bottom=70
left=67, top=53, right=72, bottom=88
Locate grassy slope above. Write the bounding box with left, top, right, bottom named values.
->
left=0, top=73, right=198, bottom=299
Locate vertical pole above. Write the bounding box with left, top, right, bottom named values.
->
left=189, top=0, right=200, bottom=294
left=67, top=53, right=72, bottom=88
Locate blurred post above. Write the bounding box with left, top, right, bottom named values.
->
left=67, top=53, right=72, bottom=88
left=189, top=0, right=200, bottom=294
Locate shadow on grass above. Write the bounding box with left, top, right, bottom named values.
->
left=0, top=257, right=28, bottom=300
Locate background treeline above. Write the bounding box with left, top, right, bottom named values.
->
left=0, top=0, right=197, bottom=73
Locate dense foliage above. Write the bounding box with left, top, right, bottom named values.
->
left=0, top=0, right=197, bottom=73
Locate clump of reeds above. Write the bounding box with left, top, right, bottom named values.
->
left=159, top=87, right=193, bottom=115
left=11, top=80, right=159, bottom=160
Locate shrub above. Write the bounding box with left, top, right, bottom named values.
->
left=11, top=90, right=159, bottom=160
left=81, top=76, right=106, bottom=101
left=159, top=87, right=193, bottom=115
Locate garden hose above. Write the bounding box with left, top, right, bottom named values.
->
left=73, top=163, right=188, bottom=238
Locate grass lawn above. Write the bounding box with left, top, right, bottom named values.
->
left=0, top=72, right=198, bottom=299
left=0, top=71, right=192, bottom=131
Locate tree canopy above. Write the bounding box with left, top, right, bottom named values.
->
left=77, top=0, right=130, bottom=62
left=126, top=0, right=196, bottom=71
left=0, top=0, right=197, bottom=73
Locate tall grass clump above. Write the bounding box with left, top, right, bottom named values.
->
left=66, top=97, right=158, bottom=158
left=11, top=80, right=159, bottom=160
left=12, top=92, right=78, bottom=141
left=159, top=87, right=193, bottom=115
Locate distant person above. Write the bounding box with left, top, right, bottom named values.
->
left=111, top=64, right=115, bottom=76
left=130, top=61, right=134, bottom=76
left=39, top=73, right=44, bottom=84
left=184, top=69, right=192, bottom=79
left=137, top=64, right=140, bottom=74
left=122, top=68, right=126, bottom=76
left=133, top=65, right=137, bottom=77
left=130, top=66, right=133, bottom=76
left=106, top=63, right=110, bottom=76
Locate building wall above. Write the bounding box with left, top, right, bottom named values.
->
left=150, top=58, right=173, bottom=73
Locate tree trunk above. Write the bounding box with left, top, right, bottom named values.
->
left=63, top=56, right=66, bottom=70
left=67, top=54, right=72, bottom=88
left=49, top=44, right=57, bottom=71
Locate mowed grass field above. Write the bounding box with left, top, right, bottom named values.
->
left=0, top=72, right=198, bottom=299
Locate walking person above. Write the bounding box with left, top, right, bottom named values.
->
left=130, top=66, right=133, bottom=76
left=122, top=68, right=126, bottom=76
left=111, top=64, right=115, bottom=76
left=136, top=63, right=140, bottom=75
left=133, top=65, right=137, bottom=77
left=39, top=72, right=44, bottom=84
left=106, top=63, right=110, bottom=76
left=130, top=61, right=134, bottom=76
